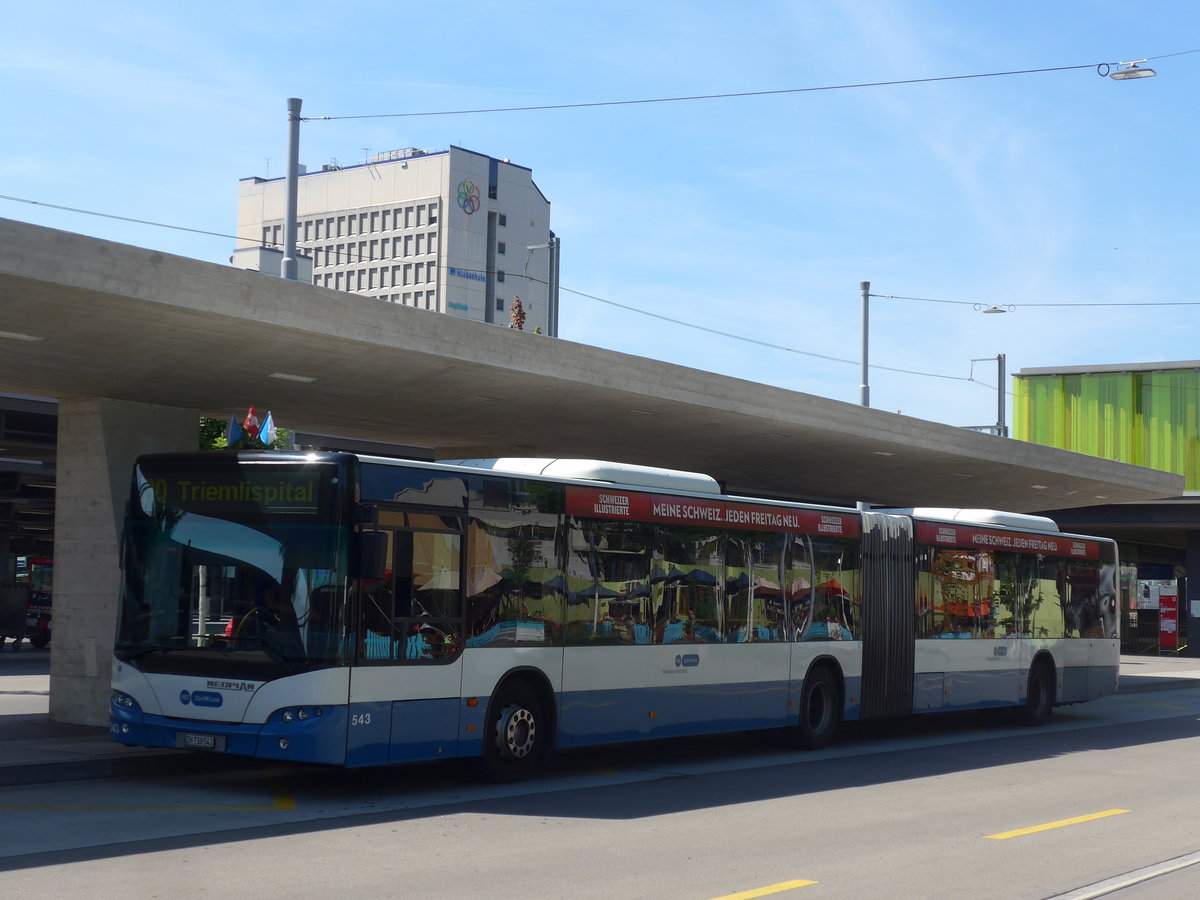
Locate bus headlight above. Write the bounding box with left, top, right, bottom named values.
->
left=282, top=710, right=295, bottom=723
left=111, top=690, right=136, bottom=710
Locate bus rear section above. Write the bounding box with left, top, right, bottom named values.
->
left=902, top=509, right=1119, bottom=720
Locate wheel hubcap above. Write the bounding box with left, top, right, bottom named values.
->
left=500, top=705, right=536, bottom=758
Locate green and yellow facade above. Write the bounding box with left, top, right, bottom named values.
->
left=1015, top=361, right=1200, bottom=656
left=1015, top=363, right=1200, bottom=490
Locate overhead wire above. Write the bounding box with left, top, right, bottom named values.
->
left=301, top=56, right=1197, bottom=122
left=4, top=48, right=1198, bottom=392
left=4, top=191, right=1196, bottom=390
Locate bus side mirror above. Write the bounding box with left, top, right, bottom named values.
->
left=355, top=530, right=389, bottom=581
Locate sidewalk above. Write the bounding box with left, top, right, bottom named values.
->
left=3, top=647, right=1200, bottom=787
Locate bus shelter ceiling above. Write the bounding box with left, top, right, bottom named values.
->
left=0, top=218, right=1182, bottom=514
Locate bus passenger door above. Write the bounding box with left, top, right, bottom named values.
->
left=349, top=514, right=466, bottom=766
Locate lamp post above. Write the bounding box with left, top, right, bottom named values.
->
left=525, top=235, right=561, bottom=336
left=860, top=282, right=1009, bottom=433
left=859, top=281, right=870, bottom=407
left=281, top=97, right=303, bottom=282
left=970, top=354, right=1008, bottom=437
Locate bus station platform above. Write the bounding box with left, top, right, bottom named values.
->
left=2, top=647, right=1200, bottom=787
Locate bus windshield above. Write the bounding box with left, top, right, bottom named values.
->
left=115, top=455, right=350, bottom=680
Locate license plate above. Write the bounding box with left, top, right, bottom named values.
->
left=178, top=733, right=225, bottom=752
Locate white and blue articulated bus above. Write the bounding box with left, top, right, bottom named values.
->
left=111, top=451, right=1119, bottom=781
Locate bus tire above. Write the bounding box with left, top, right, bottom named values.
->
left=481, top=681, right=545, bottom=783
left=30, top=631, right=49, bottom=649
left=794, top=665, right=841, bottom=750
left=1022, top=659, right=1055, bottom=726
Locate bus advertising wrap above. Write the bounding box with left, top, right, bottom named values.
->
left=566, top=487, right=860, bottom=536
left=916, top=522, right=1099, bottom=559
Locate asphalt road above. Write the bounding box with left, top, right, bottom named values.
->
left=3, top=683, right=1200, bottom=899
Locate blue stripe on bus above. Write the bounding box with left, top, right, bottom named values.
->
left=115, top=663, right=1115, bottom=767
left=113, top=707, right=351, bottom=766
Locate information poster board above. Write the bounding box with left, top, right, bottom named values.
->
left=1159, top=587, right=1179, bottom=650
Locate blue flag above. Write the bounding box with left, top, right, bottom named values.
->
left=225, top=414, right=244, bottom=446
left=259, top=410, right=277, bottom=447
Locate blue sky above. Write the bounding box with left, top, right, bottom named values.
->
left=4, top=1, right=1196, bottom=430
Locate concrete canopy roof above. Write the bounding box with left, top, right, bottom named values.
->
left=0, top=217, right=1183, bottom=514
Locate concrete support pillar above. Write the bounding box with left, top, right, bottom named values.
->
left=51, top=398, right=198, bottom=725
left=1186, top=530, right=1200, bottom=659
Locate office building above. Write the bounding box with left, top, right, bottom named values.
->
left=236, top=146, right=558, bottom=334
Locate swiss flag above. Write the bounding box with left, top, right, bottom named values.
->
left=243, top=406, right=260, bottom=438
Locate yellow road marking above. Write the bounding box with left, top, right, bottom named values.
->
left=710, top=879, right=819, bottom=899
left=986, top=808, right=1129, bottom=840
left=271, top=787, right=296, bottom=810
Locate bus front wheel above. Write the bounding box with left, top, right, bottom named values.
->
left=481, top=681, right=544, bottom=783
left=793, top=666, right=841, bottom=750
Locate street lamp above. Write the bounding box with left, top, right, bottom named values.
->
left=1108, top=60, right=1157, bottom=80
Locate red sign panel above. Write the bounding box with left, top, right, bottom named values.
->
left=916, top=522, right=1098, bottom=559
left=566, top=487, right=860, bottom=537
left=1160, top=590, right=1179, bottom=649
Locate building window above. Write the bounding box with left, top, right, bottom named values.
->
left=496, top=271, right=506, bottom=283
left=403, top=263, right=413, bottom=286
left=391, top=265, right=401, bottom=287
left=403, top=292, right=412, bottom=305
left=428, top=203, right=438, bottom=224
left=496, top=297, right=505, bottom=311
left=347, top=216, right=356, bottom=237
left=428, top=231, right=437, bottom=253
left=416, top=205, right=425, bottom=227
left=405, top=207, right=414, bottom=228
left=426, top=290, right=436, bottom=308
left=404, top=235, right=413, bottom=257
left=382, top=210, right=391, bottom=230
left=370, top=211, right=379, bottom=232
left=498, top=214, right=506, bottom=227
left=415, top=234, right=424, bottom=255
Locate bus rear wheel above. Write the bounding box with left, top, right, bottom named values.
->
left=792, top=666, right=841, bottom=750
left=481, top=682, right=544, bottom=783
left=1022, top=660, right=1055, bottom=726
